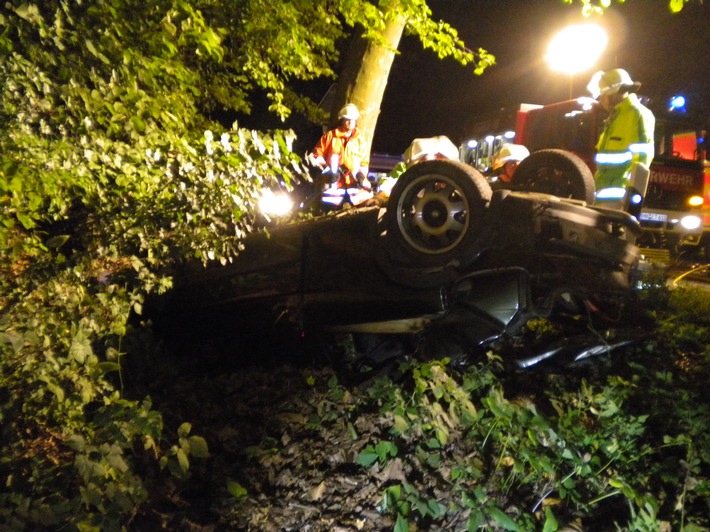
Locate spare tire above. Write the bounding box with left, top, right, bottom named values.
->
left=378, top=159, right=492, bottom=287
left=511, top=149, right=595, bottom=204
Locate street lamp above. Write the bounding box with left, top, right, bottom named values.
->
left=545, top=23, right=608, bottom=98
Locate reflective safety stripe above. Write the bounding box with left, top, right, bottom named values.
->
left=595, top=151, right=632, bottom=165
left=628, top=142, right=653, bottom=155
left=596, top=187, right=627, bottom=200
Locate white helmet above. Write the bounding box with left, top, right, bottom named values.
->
left=404, top=136, right=459, bottom=165
left=492, top=144, right=530, bottom=170
left=587, top=68, right=641, bottom=99
left=338, top=103, right=360, bottom=120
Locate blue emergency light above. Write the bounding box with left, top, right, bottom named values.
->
left=669, top=95, right=686, bottom=113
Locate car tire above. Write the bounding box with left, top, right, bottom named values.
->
left=511, top=149, right=595, bottom=204
left=378, top=159, right=492, bottom=287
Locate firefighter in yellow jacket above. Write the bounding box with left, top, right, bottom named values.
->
left=588, top=69, right=655, bottom=212
left=311, top=103, right=370, bottom=189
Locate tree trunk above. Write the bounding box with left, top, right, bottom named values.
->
left=331, top=11, right=406, bottom=159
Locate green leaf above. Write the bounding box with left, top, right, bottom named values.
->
left=435, top=426, right=448, bottom=446
left=0, top=330, right=24, bottom=353
left=346, top=422, right=358, bottom=441
left=42, top=378, right=65, bottom=402
left=375, top=440, right=398, bottom=462
left=85, top=39, right=99, bottom=57
left=228, top=480, right=248, bottom=498
left=131, top=115, right=146, bottom=133
left=15, top=211, right=35, bottom=229
left=488, top=507, right=519, bottom=531
left=609, top=478, right=624, bottom=489
left=97, top=362, right=121, bottom=374
left=46, top=235, right=70, bottom=248
left=67, top=434, right=86, bottom=452
left=669, top=0, right=685, bottom=13
left=426, top=498, right=447, bottom=519
left=681, top=525, right=707, bottom=532
left=543, top=507, right=558, bottom=532
left=393, top=414, right=409, bottom=434
left=394, top=514, right=409, bottom=532
left=14, top=4, right=39, bottom=22
left=83, top=482, right=104, bottom=508
left=426, top=437, right=441, bottom=450
left=467, top=510, right=485, bottom=531
left=178, top=422, right=192, bottom=438
left=378, top=484, right=402, bottom=515
left=356, top=446, right=378, bottom=468
left=70, top=334, right=93, bottom=364
left=188, top=435, right=209, bottom=458
left=107, top=449, right=129, bottom=474
left=176, top=448, right=190, bottom=472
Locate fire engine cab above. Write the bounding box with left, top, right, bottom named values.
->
left=459, top=98, right=710, bottom=258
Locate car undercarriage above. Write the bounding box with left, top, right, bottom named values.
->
left=153, top=159, right=648, bottom=373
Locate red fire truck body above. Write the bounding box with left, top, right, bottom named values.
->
left=461, top=98, right=710, bottom=255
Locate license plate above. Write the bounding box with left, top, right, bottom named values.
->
left=639, top=212, right=668, bottom=222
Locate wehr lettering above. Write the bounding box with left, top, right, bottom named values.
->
left=650, top=169, right=698, bottom=190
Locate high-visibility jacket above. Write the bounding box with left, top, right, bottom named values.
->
left=594, top=93, right=655, bottom=190
left=312, top=126, right=369, bottom=179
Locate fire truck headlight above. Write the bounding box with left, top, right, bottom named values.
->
left=629, top=193, right=643, bottom=205
left=680, top=215, right=702, bottom=231
left=688, top=195, right=704, bottom=207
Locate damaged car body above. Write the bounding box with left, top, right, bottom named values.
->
left=156, top=159, right=645, bottom=371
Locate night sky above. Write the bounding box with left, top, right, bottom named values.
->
left=372, top=0, right=710, bottom=155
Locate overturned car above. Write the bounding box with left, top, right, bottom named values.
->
left=156, top=158, right=645, bottom=371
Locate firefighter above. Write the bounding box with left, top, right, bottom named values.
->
left=587, top=68, right=655, bottom=213
left=491, top=143, right=530, bottom=186
left=310, top=103, right=370, bottom=190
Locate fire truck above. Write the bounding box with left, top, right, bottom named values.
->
left=459, top=98, right=710, bottom=258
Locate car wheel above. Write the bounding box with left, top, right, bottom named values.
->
left=511, top=149, right=595, bottom=204
left=379, top=159, right=492, bottom=287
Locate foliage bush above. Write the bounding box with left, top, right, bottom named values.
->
left=306, top=283, right=710, bottom=530
left=0, top=0, right=487, bottom=526
left=0, top=1, right=305, bottom=528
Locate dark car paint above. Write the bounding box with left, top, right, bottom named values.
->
left=156, top=189, right=643, bottom=369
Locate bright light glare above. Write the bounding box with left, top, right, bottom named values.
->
left=546, top=24, right=608, bottom=74
left=669, top=95, right=686, bottom=112
left=688, top=195, right=704, bottom=207
left=259, top=189, right=293, bottom=217
left=680, top=215, right=702, bottom=230
left=577, top=96, right=597, bottom=110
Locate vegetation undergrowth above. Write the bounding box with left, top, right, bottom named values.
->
left=349, top=283, right=710, bottom=531
left=214, top=281, right=710, bottom=531
left=1, top=2, right=303, bottom=529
